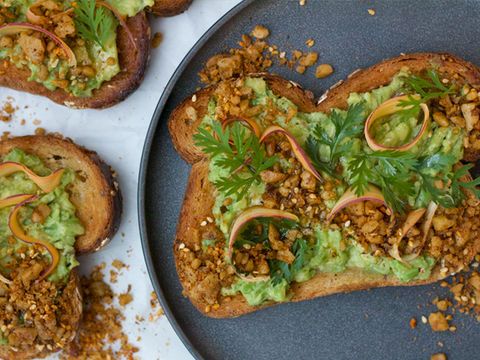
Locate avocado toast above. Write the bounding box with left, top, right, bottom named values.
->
left=0, top=134, right=122, bottom=358
left=0, top=0, right=152, bottom=109
left=169, top=53, right=480, bottom=318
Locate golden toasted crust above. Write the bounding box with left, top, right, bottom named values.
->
left=168, top=74, right=317, bottom=164
left=150, top=0, right=192, bottom=16
left=0, top=13, right=151, bottom=109
left=170, top=52, right=480, bottom=318
left=0, top=271, right=82, bottom=360
left=0, top=135, right=122, bottom=254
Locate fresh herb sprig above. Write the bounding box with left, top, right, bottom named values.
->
left=305, top=102, right=366, bottom=176
left=194, top=121, right=277, bottom=199
left=74, top=0, right=116, bottom=50
left=347, top=147, right=480, bottom=212
left=405, top=69, right=454, bottom=102
left=347, top=150, right=418, bottom=213
left=399, top=69, right=455, bottom=117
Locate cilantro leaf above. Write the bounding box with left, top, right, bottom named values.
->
left=404, top=69, right=454, bottom=101
left=194, top=121, right=277, bottom=199
left=74, top=0, right=117, bottom=50
left=315, top=102, right=366, bottom=164
left=346, top=150, right=417, bottom=213
left=307, top=102, right=366, bottom=176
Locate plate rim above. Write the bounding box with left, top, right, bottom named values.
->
left=137, top=1, right=253, bottom=359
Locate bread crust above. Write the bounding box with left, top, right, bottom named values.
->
left=150, top=0, right=193, bottom=16
left=0, top=270, right=82, bottom=360
left=0, top=135, right=122, bottom=254
left=0, top=12, right=151, bottom=109
left=169, top=52, right=480, bottom=317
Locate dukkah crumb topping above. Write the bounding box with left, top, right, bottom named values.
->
left=62, top=263, right=138, bottom=360
left=0, top=98, right=16, bottom=122
left=198, top=25, right=332, bottom=85
left=0, top=257, right=80, bottom=357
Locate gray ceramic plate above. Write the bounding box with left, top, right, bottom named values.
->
left=139, top=1, right=480, bottom=359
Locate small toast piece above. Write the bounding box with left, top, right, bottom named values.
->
left=0, top=13, right=151, bottom=109
left=0, top=270, right=82, bottom=360
left=150, top=0, right=193, bottom=16
left=0, top=135, right=122, bottom=254
left=169, top=52, right=480, bottom=317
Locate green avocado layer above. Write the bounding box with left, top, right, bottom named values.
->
left=0, top=148, right=84, bottom=283
left=201, top=73, right=463, bottom=306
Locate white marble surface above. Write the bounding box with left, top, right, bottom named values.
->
left=0, top=0, right=242, bottom=358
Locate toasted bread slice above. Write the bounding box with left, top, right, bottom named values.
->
left=169, top=52, right=480, bottom=318
left=0, top=135, right=122, bottom=254
left=0, top=13, right=151, bottom=109
left=150, top=0, right=192, bottom=16
left=0, top=270, right=82, bottom=360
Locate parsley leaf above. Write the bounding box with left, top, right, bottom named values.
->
left=346, top=150, right=417, bottom=213
left=316, top=102, right=366, bottom=164
left=306, top=102, right=366, bottom=176
left=398, top=69, right=455, bottom=118
left=404, top=69, right=454, bottom=101
left=346, top=152, right=371, bottom=195
left=74, top=0, right=117, bottom=50
left=193, top=121, right=277, bottom=199
left=417, top=173, right=455, bottom=208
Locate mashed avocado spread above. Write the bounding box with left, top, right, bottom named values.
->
left=0, top=0, right=152, bottom=97
left=0, top=148, right=84, bottom=283
left=199, top=72, right=464, bottom=306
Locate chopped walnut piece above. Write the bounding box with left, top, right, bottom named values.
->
left=298, top=52, right=318, bottom=67
left=18, top=33, right=45, bottom=64
left=428, top=312, right=449, bottom=331
left=315, top=64, right=334, bottom=78
left=251, top=25, right=270, bottom=39
left=260, top=170, right=287, bottom=184
left=436, top=299, right=450, bottom=312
